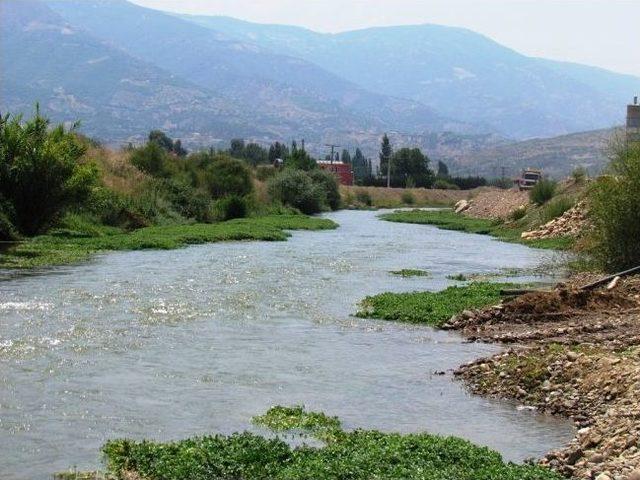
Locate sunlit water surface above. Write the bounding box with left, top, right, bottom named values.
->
left=0, top=210, right=574, bottom=479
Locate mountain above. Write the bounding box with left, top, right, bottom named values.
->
left=0, top=0, right=270, bottom=145
left=443, top=128, right=618, bottom=179
left=43, top=0, right=455, bottom=141
left=182, top=15, right=639, bottom=139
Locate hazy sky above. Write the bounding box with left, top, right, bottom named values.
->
left=130, top=0, right=640, bottom=77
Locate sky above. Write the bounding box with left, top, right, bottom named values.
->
left=130, top=0, right=640, bottom=77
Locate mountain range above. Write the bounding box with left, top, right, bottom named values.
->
left=1, top=0, right=638, bottom=175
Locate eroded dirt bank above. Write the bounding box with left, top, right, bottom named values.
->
left=446, top=277, right=640, bottom=479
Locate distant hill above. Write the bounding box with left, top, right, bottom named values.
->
left=0, top=0, right=270, bottom=145
left=442, top=128, right=619, bottom=179
left=182, top=15, right=639, bottom=139
left=41, top=0, right=457, bottom=142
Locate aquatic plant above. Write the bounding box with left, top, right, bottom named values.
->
left=356, top=282, right=514, bottom=327
left=102, top=407, right=562, bottom=480
left=390, top=269, right=430, bottom=277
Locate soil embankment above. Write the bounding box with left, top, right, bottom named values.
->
left=447, top=277, right=640, bottom=479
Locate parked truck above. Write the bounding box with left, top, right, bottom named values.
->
left=515, top=168, right=542, bottom=191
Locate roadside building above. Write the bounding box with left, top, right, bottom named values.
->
left=318, top=160, right=354, bottom=186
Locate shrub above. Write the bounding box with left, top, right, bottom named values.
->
left=255, top=165, right=276, bottom=182
left=162, top=179, right=212, bottom=222
left=588, top=143, right=640, bottom=271
left=206, top=155, right=253, bottom=199
left=214, top=195, right=248, bottom=221
left=267, top=170, right=324, bottom=215
left=529, top=178, right=557, bottom=206
left=0, top=109, right=98, bottom=235
left=308, top=169, right=340, bottom=210
left=541, top=196, right=574, bottom=223
left=130, top=142, right=169, bottom=177
left=508, top=205, right=528, bottom=221
left=401, top=191, right=415, bottom=205
left=433, top=178, right=460, bottom=190
left=355, top=190, right=373, bottom=206
left=0, top=199, right=17, bottom=240
left=571, top=166, right=588, bottom=184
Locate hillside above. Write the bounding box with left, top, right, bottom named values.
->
left=0, top=0, right=264, bottom=145
left=43, top=0, right=454, bottom=140
left=444, top=128, right=618, bottom=178
left=182, top=15, right=639, bottom=139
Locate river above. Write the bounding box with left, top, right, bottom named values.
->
left=0, top=210, right=574, bottom=479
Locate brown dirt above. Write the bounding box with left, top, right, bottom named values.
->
left=463, top=187, right=530, bottom=219
left=448, top=275, right=640, bottom=478
left=340, top=185, right=472, bottom=208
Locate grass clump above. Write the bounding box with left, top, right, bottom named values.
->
left=390, top=268, right=430, bottom=277
left=101, top=408, right=562, bottom=480
left=356, top=282, right=514, bottom=327
left=0, top=215, right=337, bottom=269
left=529, top=179, right=557, bottom=206
left=380, top=209, right=574, bottom=251
left=401, top=191, right=415, bottom=205
left=540, top=196, right=574, bottom=224
left=447, top=273, right=468, bottom=281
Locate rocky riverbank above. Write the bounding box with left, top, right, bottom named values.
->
left=447, top=276, right=640, bottom=479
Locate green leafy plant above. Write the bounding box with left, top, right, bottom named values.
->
left=356, top=282, right=515, bottom=327
left=541, top=196, right=574, bottom=223
left=401, top=191, right=415, bottom=205
left=529, top=179, right=557, bottom=206
left=390, top=269, right=430, bottom=277
left=0, top=108, right=98, bottom=235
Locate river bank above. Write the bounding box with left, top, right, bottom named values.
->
left=449, top=276, right=640, bottom=479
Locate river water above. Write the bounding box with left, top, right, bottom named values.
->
left=0, top=210, right=573, bottom=479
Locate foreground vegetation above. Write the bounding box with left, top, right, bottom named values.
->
left=101, top=406, right=561, bottom=480
left=380, top=209, right=574, bottom=251
left=0, top=215, right=336, bottom=269
left=356, top=282, right=514, bottom=327
left=0, top=110, right=342, bottom=268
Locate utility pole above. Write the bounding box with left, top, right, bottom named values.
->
left=325, top=144, right=340, bottom=164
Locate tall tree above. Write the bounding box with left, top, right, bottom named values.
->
left=268, top=142, right=289, bottom=164
left=341, top=149, right=351, bottom=164
left=229, top=139, right=245, bottom=159
left=390, top=147, right=435, bottom=188
left=379, top=134, right=393, bottom=188
left=437, top=160, right=449, bottom=178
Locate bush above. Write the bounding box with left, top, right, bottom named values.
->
left=571, top=166, right=588, bottom=184
left=0, top=109, right=98, bottom=235
left=0, top=199, right=17, bottom=240
left=588, top=144, right=640, bottom=271
left=162, top=179, right=212, bottom=222
left=214, top=195, right=248, bottom=221
left=433, top=178, right=460, bottom=190
left=308, top=169, right=340, bottom=210
left=401, top=191, right=415, bottom=205
left=529, top=178, right=557, bottom=206
left=508, top=205, right=528, bottom=221
left=355, top=190, right=373, bottom=206
left=206, top=156, right=253, bottom=199
left=255, top=165, right=277, bottom=182
left=541, top=196, right=574, bottom=223
left=130, top=142, right=169, bottom=177
left=267, top=170, right=324, bottom=215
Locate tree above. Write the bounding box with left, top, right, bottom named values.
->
left=173, top=139, right=187, bottom=157
left=205, top=155, right=253, bottom=199
left=341, top=149, right=351, bottom=164
left=229, top=139, right=245, bottom=159
left=149, top=130, right=174, bottom=152
left=268, top=142, right=289, bottom=164
left=130, top=142, right=169, bottom=177
left=437, top=160, right=449, bottom=178
left=243, top=143, right=268, bottom=166
left=285, top=145, right=316, bottom=171
left=0, top=109, right=97, bottom=235
left=379, top=134, right=393, bottom=187
left=389, top=147, right=435, bottom=188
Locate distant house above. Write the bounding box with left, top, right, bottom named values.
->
left=317, top=161, right=354, bottom=186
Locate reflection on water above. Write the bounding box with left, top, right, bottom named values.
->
left=0, top=210, right=573, bottom=479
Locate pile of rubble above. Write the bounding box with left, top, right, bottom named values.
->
left=457, top=346, right=640, bottom=479
left=462, top=188, right=530, bottom=219
left=521, top=201, right=590, bottom=240
left=446, top=276, right=640, bottom=479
